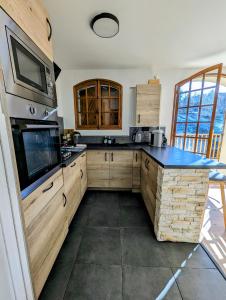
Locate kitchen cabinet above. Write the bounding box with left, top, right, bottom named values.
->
left=1, top=0, right=53, bottom=60
left=132, top=150, right=141, bottom=190
left=87, top=150, right=110, bottom=187
left=109, top=150, right=133, bottom=188
left=78, top=152, right=88, bottom=198
left=63, top=158, right=81, bottom=225
left=136, top=84, right=161, bottom=126
left=22, top=169, right=68, bottom=298
left=87, top=150, right=133, bottom=189
left=63, top=152, right=87, bottom=225
left=141, top=152, right=158, bottom=223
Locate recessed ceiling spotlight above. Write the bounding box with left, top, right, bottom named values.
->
left=90, top=13, right=119, bottom=38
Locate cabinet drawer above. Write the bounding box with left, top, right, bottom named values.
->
left=22, top=169, right=63, bottom=228
left=63, top=158, right=80, bottom=195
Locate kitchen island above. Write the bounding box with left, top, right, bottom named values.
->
left=86, top=144, right=226, bottom=243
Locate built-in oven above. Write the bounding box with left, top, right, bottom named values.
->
left=0, top=8, right=57, bottom=108
left=11, top=118, right=61, bottom=198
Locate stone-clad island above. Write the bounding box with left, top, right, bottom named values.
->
left=87, top=144, right=226, bottom=243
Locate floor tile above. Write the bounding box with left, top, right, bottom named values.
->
left=119, top=206, right=151, bottom=227
left=173, top=268, right=226, bottom=300
left=39, top=226, right=83, bottom=300
left=77, top=227, right=121, bottom=265
left=64, top=263, right=122, bottom=300
left=122, top=227, right=169, bottom=267
left=87, top=203, right=120, bottom=227
left=84, top=191, right=120, bottom=208
left=165, top=242, right=216, bottom=269
left=119, top=192, right=143, bottom=207
left=70, top=203, right=90, bottom=227
left=123, top=265, right=182, bottom=300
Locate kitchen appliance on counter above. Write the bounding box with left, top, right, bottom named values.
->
left=73, top=131, right=81, bottom=145
left=149, top=129, right=167, bottom=147
left=0, top=8, right=57, bottom=115
left=132, top=129, right=143, bottom=143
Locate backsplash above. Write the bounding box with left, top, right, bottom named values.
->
left=78, top=135, right=131, bottom=144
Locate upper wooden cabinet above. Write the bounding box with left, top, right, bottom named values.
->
left=0, top=0, right=53, bottom=60
left=136, top=84, right=161, bottom=126
left=74, top=79, right=122, bottom=130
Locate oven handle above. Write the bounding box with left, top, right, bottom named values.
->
left=25, top=124, right=60, bottom=129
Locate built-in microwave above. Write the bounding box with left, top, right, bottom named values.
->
left=11, top=118, right=61, bottom=198
left=0, top=8, right=57, bottom=108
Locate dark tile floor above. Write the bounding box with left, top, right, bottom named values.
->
left=39, top=191, right=226, bottom=300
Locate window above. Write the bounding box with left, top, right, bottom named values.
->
left=73, top=79, right=122, bottom=129
left=171, top=64, right=223, bottom=158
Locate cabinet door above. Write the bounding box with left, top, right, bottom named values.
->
left=132, top=151, right=141, bottom=189
left=63, top=159, right=81, bottom=225
left=22, top=187, right=68, bottom=298
left=109, top=151, right=133, bottom=188
left=79, top=152, right=87, bottom=198
left=136, top=84, right=161, bottom=126
left=141, top=153, right=157, bottom=224
left=87, top=150, right=110, bottom=187
left=1, top=0, right=53, bottom=60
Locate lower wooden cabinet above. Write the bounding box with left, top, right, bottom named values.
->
left=22, top=169, right=68, bottom=299
left=63, top=158, right=81, bottom=224
left=87, top=150, right=134, bottom=189
left=79, top=152, right=88, bottom=198
left=141, top=152, right=158, bottom=223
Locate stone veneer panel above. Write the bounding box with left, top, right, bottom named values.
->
left=154, top=167, right=209, bottom=243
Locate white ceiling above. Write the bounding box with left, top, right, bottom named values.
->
left=44, top=0, right=226, bottom=70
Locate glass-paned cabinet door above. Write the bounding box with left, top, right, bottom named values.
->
left=74, top=79, right=122, bottom=129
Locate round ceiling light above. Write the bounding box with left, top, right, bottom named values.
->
left=90, top=13, right=119, bottom=38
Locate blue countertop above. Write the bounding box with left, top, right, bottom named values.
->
left=86, top=144, right=226, bottom=169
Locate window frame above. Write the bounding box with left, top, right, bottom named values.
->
left=73, top=79, right=122, bottom=130
left=170, top=64, right=223, bottom=158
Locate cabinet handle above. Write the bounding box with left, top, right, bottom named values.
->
left=80, top=169, right=83, bottom=179
left=146, top=160, right=150, bottom=170
left=138, top=114, right=141, bottom=123
left=70, top=162, right=76, bottom=167
left=42, top=182, right=53, bottom=193
left=46, top=18, right=52, bottom=41
left=111, top=152, right=113, bottom=161
left=81, top=154, right=86, bottom=157
left=135, top=153, right=138, bottom=162
left=63, top=193, right=67, bottom=207
left=105, top=152, right=107, bottom=161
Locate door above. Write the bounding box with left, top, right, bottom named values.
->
left=87, top=150, right=110, bottom=187
left=109, top=151, right=133, bottom=188
left=171, top=64, right=223, bottom=158
left=136, top=84, right=161, bottom=126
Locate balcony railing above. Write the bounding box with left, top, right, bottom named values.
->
left=174, top=134, right=223, bottom=160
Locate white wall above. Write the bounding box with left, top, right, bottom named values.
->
left=57, top=67, right=203, bottom=140
left=56, top=68, right=153, bottom=135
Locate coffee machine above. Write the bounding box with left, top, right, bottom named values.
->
left=149, top=129, right=167, bottom=147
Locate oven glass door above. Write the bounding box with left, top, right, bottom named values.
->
left=22, top=129, right=59, bottom=180
left=10, top=36, right=47, bottom=93
left=12, top=121, right=61, bottom=192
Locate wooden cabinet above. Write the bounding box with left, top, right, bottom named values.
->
left=132, top=150, right=141, bottom=190
left=141, top=152, right=158, bottom=224
left=136, top=84, right=161, bottom=126
left=63, top=158, right=81, bottom=225
left=87, top=150, right=133, bottom=189
left=22, top=169, right=67, bottom=298
left=0, top=0, right=53, bottom=60
left=87, top=150, right=110, bottom=187
left=74, top=79, right=122, bottom=130
left=109, top=151, right=133, bottom=188
left=63, top=152, right=87, bottom=225
left=78, top=152, right=88, bottom=198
